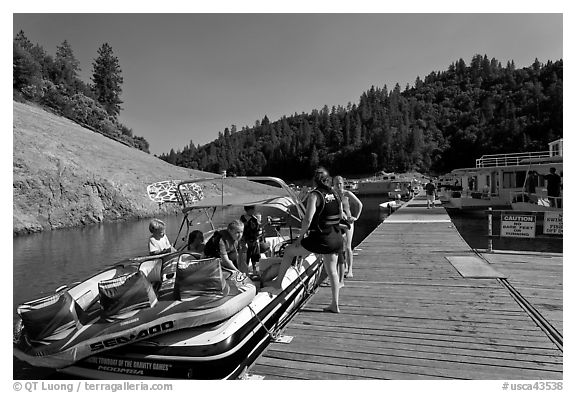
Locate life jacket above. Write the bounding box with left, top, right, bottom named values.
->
left=309, top=186, right=342, bottom=232
left=204, top=230, right=237, bottom=262
left=241, top=215, right=261, bottom=243
left=203, top=230, right=222, bottom=258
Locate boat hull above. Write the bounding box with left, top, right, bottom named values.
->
left=445, top=196, right=510, bottom=211
left=511, top=202, right=562, bottom=212
left=61, top=255, right=324, bottom=379
left=13, top=254, right=256, bottom=369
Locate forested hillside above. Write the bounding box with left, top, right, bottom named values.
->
left=161, top=55, right=562, bottom=179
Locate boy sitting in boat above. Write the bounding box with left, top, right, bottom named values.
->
left=148, top=219, right=176, bottom=255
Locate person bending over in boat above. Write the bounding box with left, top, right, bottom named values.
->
left=333, top=175, right=363, bottom=279
left=204, top=220, right=247, bottom=272
left=148, top=219, right=177, bottom=255
left=187, top=230, right=205, bottom=257
left=271, top=167, right=343, bottom=313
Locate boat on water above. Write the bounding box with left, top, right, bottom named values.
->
left=379, top=200, right=404, bottom=213
left=344, top=179, right=359, bottom=192
left=14, top=176, right=326, bottom=379
left=436, top=173, right=460, bottom=203
left=13, top=253, right=256, bottom=369
left=356, top=172, right=413, bottom=198
left=445, top=139, right=563, bottom=212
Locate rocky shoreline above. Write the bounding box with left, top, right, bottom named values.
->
left=13, top=101, right=215, bottom=235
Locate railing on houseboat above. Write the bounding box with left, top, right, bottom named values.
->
left=475, top=151, right=550, bottom=168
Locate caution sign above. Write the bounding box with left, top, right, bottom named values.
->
left=501, top=214, right=536, bottom=238
left=543, top=211, right=563, bottom=235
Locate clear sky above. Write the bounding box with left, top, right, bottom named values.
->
left=11, top=11, right=563, bottom=156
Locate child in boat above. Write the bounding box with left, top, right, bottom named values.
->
left=187, top=230, right=205, bottom=256
left=148, top=219, right=176, bottom=255
left=240, top=206, right=264, bottom=274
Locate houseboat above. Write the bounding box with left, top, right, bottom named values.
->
left=445, top=139, right=563, bottom=211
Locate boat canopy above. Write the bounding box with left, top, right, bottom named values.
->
left=176, top=176, right=303, bottom=217
left=184, top=193, right=295, bottom=212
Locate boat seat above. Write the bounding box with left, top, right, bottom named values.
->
left=176, top=256, right=227, bottom=300
left=66, top=268, right=120, bottom=318
left=73, top=288, right=102, bottom=322
left=157, top=254, right=180, bottom=301
left=139, top=258, right=163, bottom=284
left=98, top=271, right=158, bottom=321
left=17, top=291, right=83, bottom=343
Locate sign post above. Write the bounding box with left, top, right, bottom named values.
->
left=487, top=208, right=493, bottom=252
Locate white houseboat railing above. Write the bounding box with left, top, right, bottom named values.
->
left=475, top=151, right=550, bottom=168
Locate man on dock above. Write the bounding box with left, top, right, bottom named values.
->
left=541, top=167, right=562, bottom=208
left=425, top=179, right=436, bottom=209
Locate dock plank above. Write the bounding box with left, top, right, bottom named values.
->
left=480, top=252, right=563, bottom=335
left=246, top=196, right=563, bottom=379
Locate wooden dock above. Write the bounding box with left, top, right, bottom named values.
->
left=480, top=251, right=563, bottom=336
left=246, top=196, right=563, bottom=380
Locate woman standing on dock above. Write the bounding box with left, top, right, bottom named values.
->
left=333, top=176, right=363, bottom=278
left=271, top=167, right=343, bottom=313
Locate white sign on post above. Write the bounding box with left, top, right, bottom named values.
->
left=543, top=212, right=563, bottom=235
left=501, top=214, right=536, bottom=238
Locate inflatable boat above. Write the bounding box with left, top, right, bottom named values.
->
left=13, top=252, right=256, bottom=369
left=15, top=176, right=325, bottom=379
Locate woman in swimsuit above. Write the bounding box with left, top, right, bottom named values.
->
left=333, top=176, right=363, bottom=278
left=271, top=167, right=343, bottom=313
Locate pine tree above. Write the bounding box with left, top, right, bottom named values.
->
left=14, top=30, right=33, bottom=51
left=55, top=40, right=81, bottom=90
left=13, top=42, right=42, bottom=91
left=91, top=43, right=124, bottom=118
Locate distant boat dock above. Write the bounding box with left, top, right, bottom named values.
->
left=246, top=195, right=563, bottom=379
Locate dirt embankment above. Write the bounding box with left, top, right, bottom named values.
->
left=13, top=101, right=216, bottom=235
